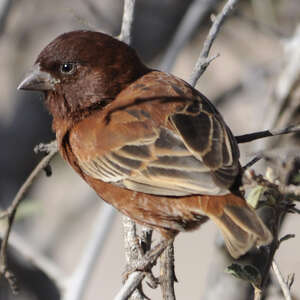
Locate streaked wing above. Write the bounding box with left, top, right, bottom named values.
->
left=73, top=71, right=240, bottom=197
left=78, top=124, right=231, bottom=196
left=169, top=94, right=240, bottom=189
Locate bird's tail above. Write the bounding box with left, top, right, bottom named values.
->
left=199, top=193, right=272, bottom=258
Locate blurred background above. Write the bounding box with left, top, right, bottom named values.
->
left=0, top=0, right=300, bottom=299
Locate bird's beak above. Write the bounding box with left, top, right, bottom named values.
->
left=18, top=65, right=57, bottom=91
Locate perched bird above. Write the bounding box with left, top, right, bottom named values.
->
left=18, top=30, right=272, bottom=259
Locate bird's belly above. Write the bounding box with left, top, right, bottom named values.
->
left=85, top=175, right=208, bottom=232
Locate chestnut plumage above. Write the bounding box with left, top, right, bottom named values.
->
left=18, top=30, right=272, bottom=258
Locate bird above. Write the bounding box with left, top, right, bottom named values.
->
left=18, top=30, right=272, bottom=259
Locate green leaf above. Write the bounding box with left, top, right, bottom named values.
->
left=246, top=186, right=265, bottom=208
left=226, top=263, right=244, bottom=279
left=226, top=263, right=262, bottom=286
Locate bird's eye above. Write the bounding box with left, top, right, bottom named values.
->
left=60, top=63, right=76, bottom=74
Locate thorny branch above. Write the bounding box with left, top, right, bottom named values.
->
left=118, top=0, right=244, bottom=298
left=116, top=2, right=300, bottom=300
left=160, top=245, right=176, bottom=300
left=3, top=0, right=299, bottom=299
left=121, top=217, right=145, bottom=300
left=237, top=124, right=300, bottom=170
left=237, top=25, right=300, bottom=299
left=117, top=1, right=153, bottom=300
left=252, top=25, right=300, bottom=299
left=116, top=228, right=171, bottom=300
left=1, top=138, right=117, bottom=299
left=210, top=24, right=300, bottom=300
left=272, top=260, right=292, bottom=300
left=235, top=124, right=300, bottom=144
left=189, top=0, right=240, bottom=86
left=0, top=141, right=58, bottom=293
left=0, top=0, right=141, bottom=299
left=241, top=168, right=298, bottom=300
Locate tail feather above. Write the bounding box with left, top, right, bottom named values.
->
left=213, top=206, right=272, bottom=258
left=199, top=194, right=272, bottom=258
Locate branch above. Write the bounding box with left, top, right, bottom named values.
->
left=235, top=124, right=300, bottom=144
left=160, top=243, right=176, bottom=300
left=189, top=0, right=240, bottom=86
left=253, top=287, right=262, bottom=300
left=116, top=227, right=171, bottom=300
left=242, top=168, right=298, bottom=299
left=119, top=0, right=136, bottom=45
left=121, top=216, right=145, bottom=300
left=115, top=270, right=146, bottom=300
left=160, top=0, right=222, bottom=72
left=247, top=24, right=300, bottom=300
left=272, top=260, right=292, bottom=300
left=0, top=141, right=58, bottom=293
left=0, top=138, right=117, bottom=299
left=117, top=1, right=151, bottom=299
left=243, top=156, right=262, bottom=171
left=119, top=1, right=242, bottom=298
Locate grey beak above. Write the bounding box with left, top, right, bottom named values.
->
left=18, top=65, right=57, bottom=91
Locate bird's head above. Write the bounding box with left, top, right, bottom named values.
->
left=18, top=30, right=149, bottom=120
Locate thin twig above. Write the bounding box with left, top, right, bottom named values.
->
left=242, top=168, right=297, bottom=299
left=117, top=1, right=149, bottom=299
left=189, top=0, right=240, bottom=86
left=1, top=138, right=117, bottom=299
left=0, top=142, right=58, bottom=292
left=235, top=124, right=300, bottom=144
left=243, top=168, right=300, bottom=197
left=160, top=243, right=176, bottom=300
left=253, top=287, right=262, bottom=300
left=118, top=1, right=242, bottom=299
left=160, top=0, right=222, bottom=72
left=272, top=260, right=292, bottom=300
left=116, top=233, right=171, bottom=300
left=119, top=0, right=136, bottom=45
left=243, top=156, right=263, bottom=170
left=122, top=216, right=145, bottom=300
left=115, top=271, right=146, bottom=300
left=160, top=1, right=239, bottom=297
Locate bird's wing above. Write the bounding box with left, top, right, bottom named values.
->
left=70, top=72, right=240, bottom=197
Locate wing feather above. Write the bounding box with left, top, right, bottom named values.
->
left=73, top=74, right=240, bottom=197
left=170, top=96, right=240, bottom=189
left=77, top=124, right=231, bottom=196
